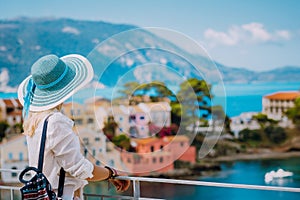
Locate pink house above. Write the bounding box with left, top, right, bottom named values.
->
left=121, top=135, right=196, bottom=175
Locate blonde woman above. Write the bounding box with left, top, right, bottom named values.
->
left=18, top=54, right=130, bottom=199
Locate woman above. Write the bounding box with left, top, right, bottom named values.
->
left=18, top=54, right=130, bottom=199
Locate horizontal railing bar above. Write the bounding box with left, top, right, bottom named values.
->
left=83, top=193, right=133, bottom=199
left=117, top=176, right=300, bottom=193
left=0, top=169, right=22, bottom=173
left=0, top=185, right=20, bottom=190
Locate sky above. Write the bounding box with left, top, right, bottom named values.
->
left=1, top=0, right=300, bottom=71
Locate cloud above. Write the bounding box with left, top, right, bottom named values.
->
left=62, top=26, right=80, bottom=35
left=204, top=22, right=291, bottom=47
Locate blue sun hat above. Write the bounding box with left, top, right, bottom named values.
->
left=18, top=54, right=94, bottom=118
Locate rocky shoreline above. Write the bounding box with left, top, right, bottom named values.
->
left=145, top=150, right=300, bottom=179
left=146, top=162, right=221, bottom=179
left=210, top=150, right=300, bottom=162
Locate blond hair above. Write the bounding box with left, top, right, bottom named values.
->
left=23, top=104, right=63, bottom=137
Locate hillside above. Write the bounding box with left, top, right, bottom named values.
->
left=0, top=17, right=299, bottom=91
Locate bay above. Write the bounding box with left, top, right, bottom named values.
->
left=84, top=157, right=300, bottom=200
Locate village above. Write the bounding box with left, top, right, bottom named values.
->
left=0, top=90, right=300, bottom=183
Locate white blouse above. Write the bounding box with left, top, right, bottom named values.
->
left=26, top=111, right=94, bottom=198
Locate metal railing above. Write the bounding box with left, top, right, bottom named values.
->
left=1, top=168, right=300, bottom=199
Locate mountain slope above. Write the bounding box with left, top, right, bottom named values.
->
left=0, top=17, right=299, bottom=91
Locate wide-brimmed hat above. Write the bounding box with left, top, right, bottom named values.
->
left=18, top=54, right=94, bottom=116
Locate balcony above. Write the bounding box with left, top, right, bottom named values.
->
left=1, top=168, right=300, bottom=199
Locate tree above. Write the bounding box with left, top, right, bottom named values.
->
left=264, top=125, right=287, bottom=144
left=102, top=116, right=118, bottom=140
left=0, top=121, right=9, bottom=142
left=286, top=97, right=300, bottom=129
left=252, top=113, right=277, bottom=129
left=239, top=128, right=262, bottom=142
left=118, top=81, right=174, bottom=105
left=112, top=134, right=131, bottom=151
left=174, top=78, right=212, bottom=132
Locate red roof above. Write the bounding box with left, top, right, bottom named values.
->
left=264, top=91, right=300, bottom=100
left=3, top=99, right=14, bottom=107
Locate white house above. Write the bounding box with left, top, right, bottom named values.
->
left=262, top=91, right=300, bottom=127
left=230, top=112, right=260, bottom=138
left=111, top=102, right=172, bottom=138
left=0, top=135, right=28, bottom=183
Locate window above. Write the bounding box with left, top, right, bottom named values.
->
left=96, top=160, right=101, bottom=166
left=84, top=148, right=88, bottom=157
left=87, top=118, right=94, bottom=124
left=95, top=137, right=100, bottom=142
left=153, top=157, right=157, bottom=163
left=160, top=157, right=163, bottom=163
left=150, top=146, right=154, bottom=152
left=19, top=152, right=23, bottom=161
left=92, top=149, right=96, bottom=157
left=129, top=115, right=136, bottom=123
left=75, top=119, right=83, bottom=125
left=140, top=116, right=145, bottom=120
left=109, top=160, right=115, bottom=167
left=83, top=138, right=89, bottom=145
left=8, top=152, right=13, bottom=160
left=11, top=166, right=17, bottom=177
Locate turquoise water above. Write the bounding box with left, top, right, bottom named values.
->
left=84, top=157, right=300, bottom=200
left=214, top=81, right=300, bottom=117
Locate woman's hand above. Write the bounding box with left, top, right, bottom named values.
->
left=105, top=166, right=130, bottom=192
left=109, top=177, right=130, bottom=192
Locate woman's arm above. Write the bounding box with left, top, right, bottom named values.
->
left=86, top=164, right=110, bottom=181
left=87, top=164, right=130, bottom=192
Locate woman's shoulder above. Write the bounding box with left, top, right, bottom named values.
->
left=48, top=111, right=74, bottom=127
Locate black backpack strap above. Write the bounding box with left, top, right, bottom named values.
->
left=37, top=114, right=65, bottom=198
left=57, top=168, right=66, bottom=197
left=38, top=115, right=51, bottom=171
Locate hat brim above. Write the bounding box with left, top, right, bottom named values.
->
left=18, top=54, right=94, bottom=112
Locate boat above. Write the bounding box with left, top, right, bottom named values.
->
left=264, top=168, right=293, bottom=183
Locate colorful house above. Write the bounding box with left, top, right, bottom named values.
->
left=112, top=102, right=172, bottom=138
left=0, top=98, right=23, bottom=126
left=121, top=135, right=196, bottom=175
left=0, top=135, right=28, bottom=183
left=262, top=91, right=300, bottom=127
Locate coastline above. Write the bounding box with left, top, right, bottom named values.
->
left=209, top=151, right=300, bottom=162
left=145, top=151, right=300, bottom=179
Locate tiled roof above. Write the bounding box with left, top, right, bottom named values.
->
left=163, top=135, right=190, bottom=142
left=3, top=99, right=14, bottom=107
left=264, top=91, right=300, bottom=100
left=132, top=137, right=160, bottom=145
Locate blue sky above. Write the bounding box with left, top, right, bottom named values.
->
left=1, top=0, right=300, bottom=71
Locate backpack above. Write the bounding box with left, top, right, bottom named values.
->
left=19, top=115, right=65, bottom=200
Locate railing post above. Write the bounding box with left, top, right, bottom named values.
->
left=10, top=188, right=13, bottom=200
left=133, top=179, right=140, bottom=200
